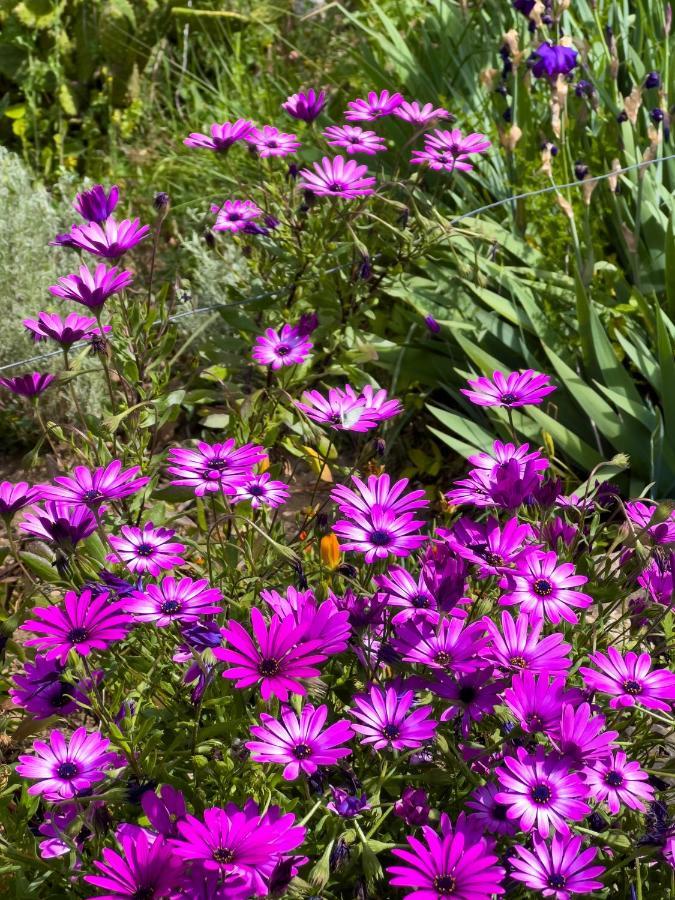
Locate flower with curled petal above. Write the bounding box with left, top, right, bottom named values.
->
left=73, top=184, right=119, bottom=223
left=345, top=90, right=404, bottom=121
left=184, top=119, right=255, bottom=151
left=49, top=263, right=133, bottom=309
left=53, top=218, right=150, bottom=258
left=393, top=100, right=450, bottom=124
left=283, top=89, right=326, bottom=122
left=23, top=312, right=102, bottom=348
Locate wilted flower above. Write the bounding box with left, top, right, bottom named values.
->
left=327, top=787, right=370, bottom=817
left=283, top=88, right=327, bottom=122
left=10, top=655, right=89, bottom=719
left=184, top=119, right=255, bottom=151
left=141, top=785, right=187, bottom=837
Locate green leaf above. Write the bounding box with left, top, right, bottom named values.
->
left=19, top=551, right=59, bottom=583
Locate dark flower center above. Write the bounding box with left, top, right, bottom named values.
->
left=227, top=212, right=241, bottom=221
left=248, top=485, right=264, bottom=497
left=213, top=847, right=235, bottom=864
left=82, top=490, right=102, bottom=503
left=458, top=686, right=477, bottom=704
left=527, top=713, right=544, bottom=730
left=50, top=682, right=74, bottom=708
left=370, top=530, right=391, bottom=547
left=67, top=627, right=88, bottom=644
left=207, top=458, right=229, bottom=470
left=605, top=771, right=624, bottom=787
left=533, top=578, right=553, bottom=596
left=329, top=183, right=344, bottom=192
left=492, top=803, right=509, bottom=821
left=293, top=743, right=313, bottom=759
left=531, top=784, right=552, bottom=804
left=259, top=657, right=280, bottom=676
left=161, top=600, right=181, bottom=615
left=482, top=551, right=503, bottom=566
left=57, top=762, right=78, bottom=779
left=136, top=543, right=155, bottom=557
left=383, top=724, right=400, bottom=739
left=276, top=345, right=290, bottom=356
left=434, top=651, right=452, bottom=666
left=500, top=393, right=518, bottom=405
left=411, top=594, right=430, bottom=609
left=131, top=890, right=155, bottom=900
left=266, top=140, right=278, bottom=148
left=547, top=874, right=566, bottom=889
left=432, top=875, right=457, bottom=895
left=510, top=655, right=527, bottom=669
left=623, top=679, right=642, bottom=695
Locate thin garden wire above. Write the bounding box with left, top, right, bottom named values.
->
left=1, top=151, right=673, bottom=375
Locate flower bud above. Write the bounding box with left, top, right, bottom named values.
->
left=320, top=532, right=341, bottom=569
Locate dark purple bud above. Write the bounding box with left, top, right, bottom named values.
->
left=327, top=787, right=369, bottom=817
left=550, top=144, right=559, bottom=156
left=153, top=192, right=170, bottom=210
left=512, top=0, right=536, bottom=15
left=297, top=311, right=319, bottom=337
left=125, top=777, right=157, bottom=806
left=650, top=107, right=665, bottom=123
left=329, top=837, right=351, bottom=871
left=496, top=83, right=509, bottom=97
left=242, top=223, right=270, bottom=236
left=358, top=254, right=373, bottom=281
left=502, top=107, right=512, bottom=122
left=617, top=110, right=629, bottom=123
left=397, top=206, right=410, bottom=228
left=587, top=811, right=607, bottom=832
left=574, top=160, right=589, bottom=180
left=336, top=563, right=358, bottom=579
left=264, top=215, right=280, bottom=230
left=374, top=438, right=386, bottom=457
left=316, top=512, right=329, bottom=530
left=393, top=787, right=430, bottom=826
left=575, top=79, right=594, bottom=97
left=425, top=315, right=441, bottom=333
left=645, top=71, right=661, bottom=89
left=73, top=185, right=119, bottom=224
left=204, top=229, right=216, bottom=249
left=287, top=163, right=299, bottom=180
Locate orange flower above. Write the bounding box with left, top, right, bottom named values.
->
left=320, top=532, right=341, bottom=569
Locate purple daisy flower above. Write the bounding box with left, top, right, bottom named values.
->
left=247, top=703, right=354, bottom=780
left=73, top=185, right=119, bottom=224
left=16, top=727, right=121, bottom=800
left=350, top=685, right=437, bottom=751
left=170, top=804, right=305, bottom=893
left=393, top=787, right=430, bottom=826
left=466, top=782, right=518, bottom=836
left=483, top=610, right=572, bottom=675
left=323, top=124, right=387, bottom=155
left=392, top=615, right=488, bottom=672
left=410, top=144, right=475, bottom=173
left=555, top=702, right=618, bottom=768
left=107, top=522, right=186, bottom=576
left=9, top=655, right=89, bottom=719
left=393, top=100, right=450, bottom=124
left=296, top=384, right=402, bottom=431
left=461, top=369, right=556, bottom=408
left=211, top=199, right=263, bottom=233
left=495, top=746, right=590, bottom=837
left=54, top=218, right=150, bottom=258
left=447, top=442, right=548, bottom=510
left=37, top=803, right=84, bottom=860
left=500, top=550, right=593, bottom=624
left=0, top=372, right=55, bottom=397
left=331, top=474, right=428, bottom=562
left=125, top=576, right=222, bottom=627
left=531, top=42, right=579, bottom=79
left=84, top=829, right=184, bottom=899
left=502, top=671, right=567, bottom=734
left=283, top=89, right=326, bottom=122
left=441, top=515, right=536, bottom=576
left=432, top=668, right=503, bottom=737
left=49, top=263, right=133, bottom=309
left=184, top=119, right=255, bottom=151
left=247, top=125, right=300, bottom=157
left=345, top=89, right=404, bottom=121
left=421, top=542, right=470, bottom=614
left=21, top=589, right=133, bottom=664
left=23, top=312, right=101, bottom=348
left=39, top=461, right=149, bottom=508
left=261, top=587, right=351, bottom=656
left=583, top=752, right=655, bottom=815
left=375, top=566, right=438, bottom=623
left=626, top=500, right=675, bottom=544
left=511, top=832, right=605, bottom=899
left=252, top=323, right=312, bottom=370
left=141, top=785, right=188, bottom=837
left=579, top=647, right=675, bottom=712
left=388, top=822, right=505, bottom=899
left=422, top=127, right=490, bottom=154
left=215, top=607, right=328, bottom=701
left=166, top=439, right=265, bottom=496
left=297, top=156, right=376, bottom=198
left=639, top=556, right=675, bottom=604
left=0, top=481, right=38, bottom=519
left=19, top=501, right=100, bottom=549
left=232, top=472, right=290, bottom=509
